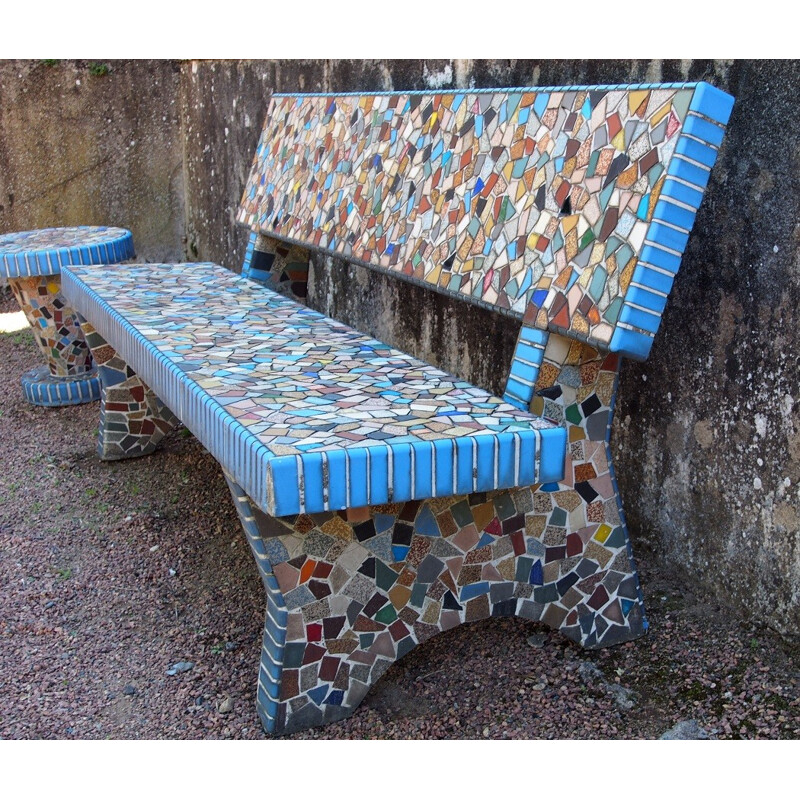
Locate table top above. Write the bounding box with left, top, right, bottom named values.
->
left=0, top=225, right=134, bottom=278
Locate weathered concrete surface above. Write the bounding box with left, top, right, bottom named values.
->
left=0, top=60, right=184, bottom=263
left=612, top=60, right=800, bottom=639
left=2, top=59, right=797, bottom=638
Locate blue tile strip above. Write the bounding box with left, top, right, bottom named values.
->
left=611, top=83, right=732, bottom=360
left=223, top=473, right=288, bottom=734
left=241, top=230, right=258, bottom=276
left=0, top=226, right=135, bottom=278
left=20, top=366, right=102, bottom=407
left=503, top=326, right=549, bottom=411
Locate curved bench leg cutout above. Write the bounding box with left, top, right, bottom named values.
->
left=528, top=332, right=648, bottom=648
left=78, top=318, right=180, bottom=460
left=226, top=478, right=646, bottom=734
left=241, top=233, right=310, bottom=303
left=8, top=275, right=97, bottom=405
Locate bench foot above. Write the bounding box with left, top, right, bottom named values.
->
left=509, top=330, right=650, bottom=649
left=225, top=475, right=646, bottom=735
left=78, top=318, right=180, bottom=460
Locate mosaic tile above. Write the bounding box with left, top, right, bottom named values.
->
left=0, top=226, right=135, bottom=407
left=0, top=226, right=134, bottom=278
left=242, top=232, right=310, bottom=302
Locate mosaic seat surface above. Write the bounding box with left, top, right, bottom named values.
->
left=62, top=261, right=566, bottom=516
left=62, top=81, right=734, bottom=736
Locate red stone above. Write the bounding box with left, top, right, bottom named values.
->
left=313, top=561, right=333, bottom=579
left=306, top=623, right=322, bottom=642
left=319, top=656, right=339, bottom=682
left=552, top=304, right=571, bottom=329
left=510, top=531, right=525, bottom=556
left=485, top=517, right=502, bottom=536
left=588, top=585, right=610, bottom=610
left=388, top=619, right=409, bottom=642
left=566, top=533, right=584, bottom=557
left=302, top=643, right=326, bottom=664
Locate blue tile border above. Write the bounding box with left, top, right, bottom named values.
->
left=611, top=82, right=732, bottom=360
left=0, top=226, right=135, bottom=278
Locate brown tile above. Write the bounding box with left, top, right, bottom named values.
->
left=465, top=595, right=490, bottom=622
left=452, top=524, right=479, bottom=552
left=541, top=603, right=568, bottom=629
left=457, top=564, right=482, bottom=586
left=388, top=583, right=411, bottom=610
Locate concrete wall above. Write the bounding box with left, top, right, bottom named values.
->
left=0, top=60, right=184, bottom=263
left=2, top=59, right=797, bottom=637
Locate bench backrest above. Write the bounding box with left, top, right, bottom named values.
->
left=237, top=83, right=733, bottom=361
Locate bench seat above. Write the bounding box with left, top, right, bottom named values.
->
left=62, top=261, right=566, bottom=517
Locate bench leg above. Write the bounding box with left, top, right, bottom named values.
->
left=224, top=474, right=292, bottom=734
left=241, top=232, right=310, bottom=303
left=78, top=318, right=180, bottom=460
left=526, top=332, right=648, bottom=648
left=225, top=444, right=646, bottom=735
left=8, top=275, right=101, bottom=406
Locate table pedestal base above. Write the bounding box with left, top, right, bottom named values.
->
left=20, top=364, right=101, bottom=407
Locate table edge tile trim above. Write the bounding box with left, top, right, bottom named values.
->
left=0, top=227, right=135, bottom=278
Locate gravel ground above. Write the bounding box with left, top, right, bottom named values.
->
left=1, top=286, right=798, bottom=742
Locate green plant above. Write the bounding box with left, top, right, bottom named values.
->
left=10, top=330, right=32, bottom=346
left=56, top=567, right=73, bottom=581
left=41, top=59, right=59, bottom=67
left=88, top=62, right=109, bottom=77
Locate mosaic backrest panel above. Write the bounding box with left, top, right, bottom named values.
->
left=237, top=83, right=733, bottom=359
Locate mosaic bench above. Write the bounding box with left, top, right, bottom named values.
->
left=60, top=82, right=734, bottom=736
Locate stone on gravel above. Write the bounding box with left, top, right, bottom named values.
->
left=577, top=661, right=605, bottom=682
left=166, top=661, right=194, bottom=675
left=218, top=696, right=234, bottom=714
left=606, top=683, right=636, bottom=710
left=660, top=720, right=711, bottom=740
left=122, top=685, right=137, bottom=696
left=526, top=634, right=547, bottom=648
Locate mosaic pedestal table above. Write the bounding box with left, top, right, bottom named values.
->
left=0, top=226, right=135, bottom=406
